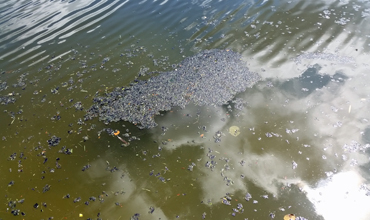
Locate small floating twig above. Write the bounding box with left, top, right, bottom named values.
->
left=10, top=116, right=15, bottom=124
left=114, top=130, right=129, bottom=146
left=117, top=136, right=129, bottom=145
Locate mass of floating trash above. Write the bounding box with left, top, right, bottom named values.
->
left=85, top=49, right=261, bottom=128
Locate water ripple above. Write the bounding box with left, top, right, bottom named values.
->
left=0, top=0, right=127, bottom=63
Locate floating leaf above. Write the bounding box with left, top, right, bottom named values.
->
left=229, top=126, right=240, bottom=136
left=284, top=214, right=295, bottom=220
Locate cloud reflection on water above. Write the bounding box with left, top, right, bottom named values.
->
left=301, top=170, right=370, bottom=220
left=87, top=157, right=169, bottom=220
left=149, top=55, right=370, bottom=219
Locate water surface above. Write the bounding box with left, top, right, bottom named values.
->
left=1, top=0, right=370, bottom=219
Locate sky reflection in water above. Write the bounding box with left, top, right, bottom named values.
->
left=150, top=54, right=370, bottom=219
left=1, top=0, right=370, bottom=219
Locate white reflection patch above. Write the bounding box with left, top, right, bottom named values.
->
left=301, top=171, right=370, bottom=220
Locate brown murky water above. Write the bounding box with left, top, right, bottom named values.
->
left=1, top=0, right=370, bottom=219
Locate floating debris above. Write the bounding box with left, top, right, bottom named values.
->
left=270, top=212, right=275, bottom=218
left=148, top=206, right=155, bottom=214
left=229, top=126, right=240, bottom=136
left=221, top=197, right=231, bottom=205
left=47, top=136, right=61, bottom=146
left=42, top=184, right=51, bottom=193
left=292, top=161, right=298, bottom=169
left=214, top=130, right=223, bottom=143
left=82, top=164, right=91, bottom=171
left=0, top=95, right=16, bottom=105
left=188, top=162, right=196, bottom=171
left=284, top=214, right=295, bottom=220
left=85, top=49, right=260, bottom=128
left=130, top=213, right=140, bottom=220
left=245, top=193, right=252, bottom=201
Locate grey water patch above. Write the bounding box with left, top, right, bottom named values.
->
left=278, top=65, right=348, bottom=98
left=362, top=127, right=370, bottom=144
left=85, top=49, right=260, bottom=129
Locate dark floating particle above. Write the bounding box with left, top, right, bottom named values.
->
left=9, top=152, right=17, bottom=160
left=270, top=212, right=275, bottom=218
left=109, top=166, right=119, bottom=172
left=0, top=95, right=16, bottom=105
left=85, top=49, right=260, bottom=129
left=202, top=212, right=206, bottom=219
left=8, top=200, right=16, bottom=208
left=213, top=130, right=223, bottom=143
left=47, top=135, right=61, bottom=146
left=221, top=197, right=231, bottom=205
left=50, top=114, right=61, bottom=121
left=11, top=209, right=21, bottom=216
left=188, top=162, right=196, bottom=171
left=34, top=203, right=39, bottom=208
left=42, top=184, right=51, bottom=193
left=130, top=213, right=140, bottom=220
left=51, top=87, right=59, bottom=94
left=58, top=146, right=73, bottom=154
left=82, top=164, right=91, bottom=171
left=0, top=80, right=8, bottom=91
left=148, top=206, right=155, bottom=214
left=73, top=101, right=83, bottom=110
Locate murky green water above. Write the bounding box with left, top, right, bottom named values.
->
left=1, top=0, right=370, bottom=219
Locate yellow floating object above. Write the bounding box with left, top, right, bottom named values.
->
left=229, top=126, right=240, bottom=136
left=79, top=213, right=83, bottom=217
left=284, top=214, right=295, bottom=220
left=114, top=130, right=120, bottom=136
